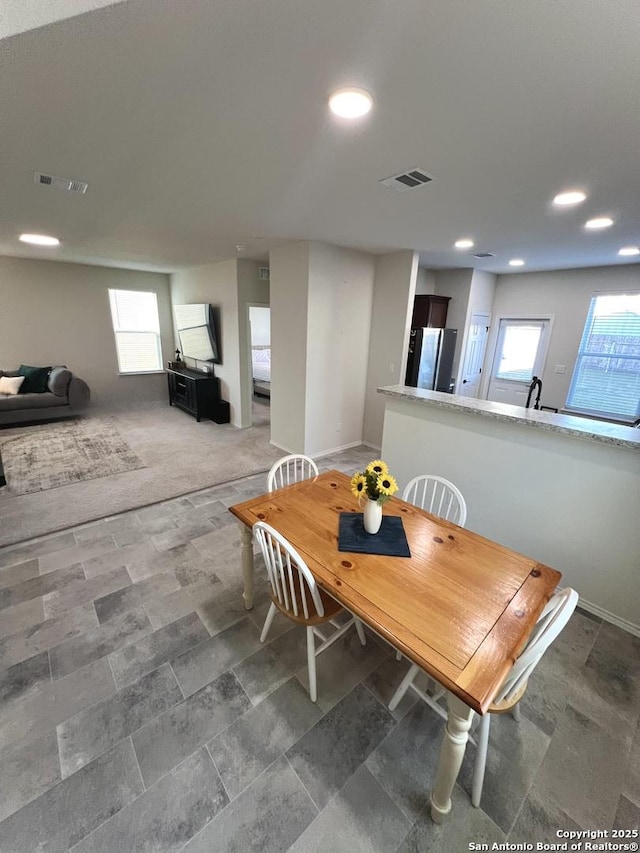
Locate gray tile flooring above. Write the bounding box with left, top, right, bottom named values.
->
left=0, top=446, right=638, bottom=852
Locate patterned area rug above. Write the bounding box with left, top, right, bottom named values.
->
left=0, top=420, right=145, bottom=495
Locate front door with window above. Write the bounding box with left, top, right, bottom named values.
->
left=487, top=318, right=551, bottom=407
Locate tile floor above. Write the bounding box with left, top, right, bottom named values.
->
left=0, top=446, right=638, bottom=852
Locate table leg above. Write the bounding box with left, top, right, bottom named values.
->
left=239, top=523, right=254, bottom=610
left=430, top=693, right=475, bottom=823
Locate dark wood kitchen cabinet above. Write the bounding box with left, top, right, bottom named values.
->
left=411, top=295, right=450, bottom=329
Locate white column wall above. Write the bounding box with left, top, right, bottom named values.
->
left=415, top=267, right=436, bottom=295
left=304, top=242, right=375, bottom=456
left=362, top=251, right=418, bottom=448
left=469, top=269, right=496, bottom=317
left=269, top=242, right=310, bottom=453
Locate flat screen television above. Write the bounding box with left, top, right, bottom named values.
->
left=174, top=303, right=221, bottom=365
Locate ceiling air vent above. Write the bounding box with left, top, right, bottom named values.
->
left=473, top=252, right=495, bottom=259
left=258, top=267, right=270, bottom=280
left=34, top=172, right=89, bottom=194
left=379, top=168, right=434, bottom=192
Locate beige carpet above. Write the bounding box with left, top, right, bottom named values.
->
left=0, top=401, right=281, bottom=548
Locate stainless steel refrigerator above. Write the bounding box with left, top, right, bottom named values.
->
left=405, top=328, right=457, bottom=391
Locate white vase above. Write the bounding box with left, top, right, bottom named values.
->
left=363, top=499, right=383, bottom=534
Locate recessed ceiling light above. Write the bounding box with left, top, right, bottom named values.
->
left=552, top=190, right=587, bottom=207
left=454, top=238, right=474, bottom=250
left=585, top=217, right=614, bottom=230
left=618, top=246, right=640, bottom=256
left=328, top=87, right=373, bottom=118
left=509, top=258, right=525, bottom=267
left=19, top=233, right=60, bottom=246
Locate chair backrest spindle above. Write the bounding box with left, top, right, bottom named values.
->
left=267, top=454, right=320, bottom=492
left=253, top=521, right=324, bottom=620
left=403, top=474, right=467, bottom=527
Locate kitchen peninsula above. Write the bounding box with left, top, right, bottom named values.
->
left=378, top=385, right=640, bottom=634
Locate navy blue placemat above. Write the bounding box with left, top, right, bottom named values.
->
left=338, top=512, right=411, bottom=557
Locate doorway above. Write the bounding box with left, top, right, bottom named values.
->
left=249, top=305, right=271, bottom=427
left=458, top=313, right=490, bottom=398
left=487, top=317, right=552, bottom=406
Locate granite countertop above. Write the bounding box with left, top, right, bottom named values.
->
left=377, top=385, right=640, bottom=451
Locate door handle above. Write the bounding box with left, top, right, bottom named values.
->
left=462, top=379, right=467, bottom=384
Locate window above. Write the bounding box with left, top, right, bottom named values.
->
left=108, top=289, right=162, bottom=374
left=494, top=322, right=546, bottom=381
left=566, top=293, right=640, bottom=422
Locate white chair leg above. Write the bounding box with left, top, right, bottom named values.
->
left=471, top=713, right=491, bottom=807
left=260, top=602, right=277, bottom=643
left=306, top=626, right=317, bottom=703
left=354, top=618, right=366, bottom=646
left=511, top=702, right=521, bottom=722
left=389, top=662, right=420, bottom=711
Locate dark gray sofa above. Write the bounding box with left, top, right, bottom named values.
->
left=0, top=366, right=90, bottom=426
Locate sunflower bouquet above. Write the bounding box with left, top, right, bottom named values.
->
left=350, top=459, right=399, bottom=506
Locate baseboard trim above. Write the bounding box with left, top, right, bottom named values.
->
left=269, top=440, right=371, bottom=459
left=312, top=441, right=364, bottom=460
left=269, top=440, right=295, bottom=454
left=578, top=597, right=639, bottom=637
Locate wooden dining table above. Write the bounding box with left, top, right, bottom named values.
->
left=229, top=470, right=561, bottom=822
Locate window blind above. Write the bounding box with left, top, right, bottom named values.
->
left=109, top=289, right=162, bottom=373
left=566, top=293, right=640, bottom=421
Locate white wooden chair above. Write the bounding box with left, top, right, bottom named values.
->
left=267, top=454, right=319, bottom=492
left=402, top=474, right=467, bottom=527
left=253, top=521, right=366, bottom=702
left=389, top=587, right=579, bottom=807
left=469, top=586, right=579, bottom=805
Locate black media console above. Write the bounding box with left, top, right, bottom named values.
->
left=167, top=367, right=230, bottom=423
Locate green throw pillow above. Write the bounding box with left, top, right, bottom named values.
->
left=17, top=364, right=52, bottom=394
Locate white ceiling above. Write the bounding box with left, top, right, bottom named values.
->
left=2, top=0, right=640, bottom=274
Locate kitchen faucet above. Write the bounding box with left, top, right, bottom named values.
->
left=526, top=376, right=542, bottom=409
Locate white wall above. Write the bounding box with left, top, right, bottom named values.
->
left=249, top=307, right=270, bottom=346
left=415, top=267, right=435, bottom=295
left=305, top=242, right=375, bottom=455
left=0, top=256, right=172, bottom=404
left=484, top=264, right=640, bottom=411
left=469, top=269, right=496, bottom=317
left=452, top=269, right=496, bottom=394
left=269, top=242, right=309, bottom=452
left=433, top=269, right=473, bottom=379
left=170, top=260, right=242, bottom=425
left=269, top=241, right=375, bottom=456
left=381, top=397, right=640, bottom=633
left=362, top=251, right=418, bottom=448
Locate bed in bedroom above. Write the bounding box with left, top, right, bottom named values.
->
left=251, top=346, right=271, bottom=399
